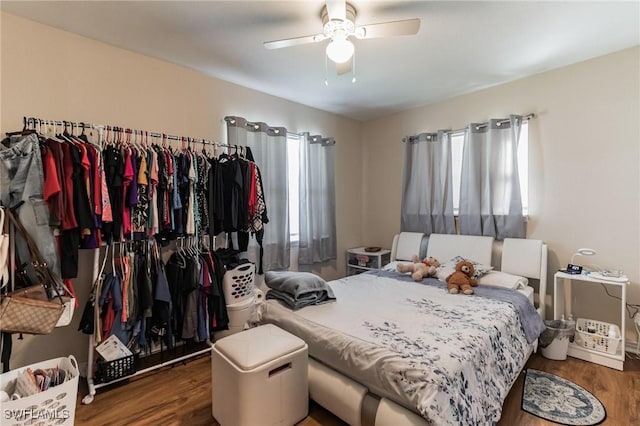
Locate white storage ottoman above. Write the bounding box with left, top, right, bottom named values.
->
left=211, top=324, right=309, bottom=426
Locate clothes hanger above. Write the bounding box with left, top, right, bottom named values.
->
left=4, top=117, right=36, bottom=137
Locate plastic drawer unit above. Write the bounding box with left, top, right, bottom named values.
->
left=211, top=324, right=309, bottom=426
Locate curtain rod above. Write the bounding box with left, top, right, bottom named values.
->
left=23, top=116, right=237, bottom=148
left=403, top=113, right=536, bottom=143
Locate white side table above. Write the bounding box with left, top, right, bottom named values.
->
left=346, top=247, right=391, bottom=276
left=553, top=271, right=628, bottom=370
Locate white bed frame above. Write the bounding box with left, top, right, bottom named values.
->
left=308, top=233, right=548, bottom=426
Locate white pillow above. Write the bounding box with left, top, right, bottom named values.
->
left=381, top=261, right=402, bottom=272
left=477, top=271, right=528, bottom=289
left=438, top=256, right=493, bottom=280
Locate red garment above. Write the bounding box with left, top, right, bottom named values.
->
left=60, top=143, right=79, bottom=230
left=248, top=162, right=257, bottom=218
left=42, top=146, right=62, bottom=215
left=90, top=145, right=102, bottom=216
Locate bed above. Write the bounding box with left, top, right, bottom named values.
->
left=255, top=233, right=548, bottom=426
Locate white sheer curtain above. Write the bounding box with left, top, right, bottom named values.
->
left=459, top=115, right=525, bottom=239
left=225, top=116, right=290, bottom=270
left=298, top=132, right=336, bottom=265
left=400, top=130, right=456, bottom=234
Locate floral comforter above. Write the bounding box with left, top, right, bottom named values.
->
left=254, top=270, right=534, bottom=425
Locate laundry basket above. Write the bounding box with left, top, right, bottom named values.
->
left=0, top=355, right=79, bottom=425
left=575, top=318, right=622, bottom=354
left=223, top=262, right=255, bottom=304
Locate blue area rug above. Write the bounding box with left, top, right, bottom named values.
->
left=522, top=369, right=606, bottom=425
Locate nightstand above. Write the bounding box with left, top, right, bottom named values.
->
left=553, top=271, right=628, bottom=370
left=346, top=247, right=391, bottom=276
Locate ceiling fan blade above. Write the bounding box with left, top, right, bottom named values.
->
left=264, top=34, right=326, bottom=49
left=336, top=57, right=353, bottom=75
left=325, top=0, right=346, bottom=21
left=356, top=18, right=421, bottom=39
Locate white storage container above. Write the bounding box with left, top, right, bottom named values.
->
left=211, top=324, right=308, bottom=426
left=213, top=296, right=255, bottom=340
left=0, top=355, right=79, bottom=425
left=222, top=262, right=255, bottom=305
left=575, top=318, right=622, bottom=354
left=540, top=319, right=573, bottom=361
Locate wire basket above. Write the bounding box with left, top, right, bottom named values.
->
left=574, top=318, right=621, bottom=354
left=0, top=355, right=79, bottom=425
left=95, top=354, right=136, bottom=384
left=223, top=262, right=255, bottom=304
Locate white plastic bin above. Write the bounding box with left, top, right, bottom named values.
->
left=214, top=296, right=255, bottom=340
left=540, top=320, right=574, bottom=361
left=211, top=324, right=308, bottom=426
left=0, top=355, right=79, bottom=425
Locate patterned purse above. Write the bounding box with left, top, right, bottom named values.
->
left=0, top=210, right=65, bottom=335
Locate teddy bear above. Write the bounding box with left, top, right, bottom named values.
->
left=445, top=260, right=478, bottom=295
left=397, top=255, right=440, bottom=281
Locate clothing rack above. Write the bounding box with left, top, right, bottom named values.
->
left=11, top=115, right=241, bottom=403
left=82, top=242, right=211, bottom=405
left=23, top=116, right=239, bottom=150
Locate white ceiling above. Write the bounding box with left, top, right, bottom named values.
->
left=2, top=1, right=639, bottom=121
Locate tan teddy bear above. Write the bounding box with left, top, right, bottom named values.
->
left=445, top=260, right=478, bottom=295
left=397, top=255, right=440, bottom=281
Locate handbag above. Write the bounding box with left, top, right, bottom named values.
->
left=0, top=210, right=65, bottom=335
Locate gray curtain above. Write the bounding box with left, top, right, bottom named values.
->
left=459, top=115, right=525, bottom=239
left=400, top=130, right=455, bottom=234
left=225, top=116, right=290, bottom=270
left=298, top=132, right=337, bottom=265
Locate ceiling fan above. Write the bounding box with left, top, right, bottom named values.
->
left=263, top=0, right=420, bottom=77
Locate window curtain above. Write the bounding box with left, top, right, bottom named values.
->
left=298, top=132, right=337, bottom=265
left=459, top=115, right=525, bottom=239
left=225, top=116, right=290, bottom=270
left=400, top=130, right=456, bottom=234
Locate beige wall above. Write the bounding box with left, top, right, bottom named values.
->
left=362, top=47, right=640, bottom=345
left=0, top=12, right=363, bottom=369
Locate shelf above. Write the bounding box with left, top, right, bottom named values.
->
left=567, top=342, right=624, bottom=371
left=555, top=271, right=629, bottom=286
left=553, top=271, right=627, bottom=370
left=346, top=247, right=391, bottom=273
left=347, top=264, right=377, bottom=271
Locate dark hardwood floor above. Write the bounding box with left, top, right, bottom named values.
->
left=74, top=352, right=640, bottom=425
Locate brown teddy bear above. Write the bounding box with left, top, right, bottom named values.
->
left=445, top=260, right=478, bottom=295
left=397, top=255, right=440, bottom=281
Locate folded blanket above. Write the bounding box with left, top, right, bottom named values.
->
left=265, top=271, right=336, bottom=310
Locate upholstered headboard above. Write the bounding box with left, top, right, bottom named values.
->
left=390, top=233, right=548, bottom=318
left=390, top=232, right=428, bottom=261
left=501, top=238, right=548, bottom=318
left=426, top=234, right=494, bottom=266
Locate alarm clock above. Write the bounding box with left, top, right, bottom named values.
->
left=562, top=263, right=583, bottom=274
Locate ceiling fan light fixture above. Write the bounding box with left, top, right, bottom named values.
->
left=326, top=38, right=354, bottom=63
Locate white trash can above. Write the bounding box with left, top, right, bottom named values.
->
left=539, top=320, right=574, bottom=360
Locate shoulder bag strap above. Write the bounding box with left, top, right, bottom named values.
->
left=6, top=210, right=64, bottom=304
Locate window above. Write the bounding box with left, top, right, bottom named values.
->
left=287, top=133, right=300, bottom=242
left=451, top=121, right=528, bottom=215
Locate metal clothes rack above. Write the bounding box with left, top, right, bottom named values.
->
left=17, top=116, right=219, bottom=404
left=23, top=116, right=239, bottom=150
left=82, top=243, right=211, bottom=405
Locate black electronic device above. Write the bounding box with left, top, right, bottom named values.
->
left=561, top=264, right=583, bottom=275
